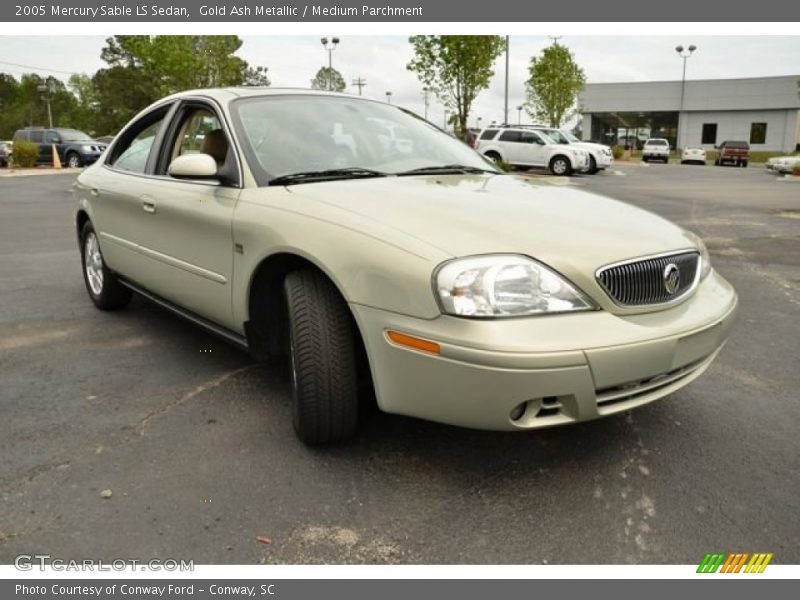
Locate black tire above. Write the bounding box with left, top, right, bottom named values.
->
left=714, top=158, right=720, bottom=166
left=742, top=160, right=748, bottom=168
left=66, top=152, right=82, bottom=169
left=284, top=270, right=359, bottom=444
left=80, top=221, right=132, bottom=310
left=549, top=155, right=572, bottom=176
left=484, top=151, right=501, bottom=163
left=587, top=155, right=598, bottom=174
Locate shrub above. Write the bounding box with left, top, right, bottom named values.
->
left=495, top=159, right=512, bottom=172
left=611, top=145, right=625, bottom=160
left=12, top=140, right=39, bottom=168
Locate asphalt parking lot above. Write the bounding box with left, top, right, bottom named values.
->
left=0, top=163, right=798, bottom=565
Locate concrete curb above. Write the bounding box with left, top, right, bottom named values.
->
left=0, top=168, right=81, bottom=178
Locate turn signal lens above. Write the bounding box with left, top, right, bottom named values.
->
left=386, top=331, right=441, bottom=354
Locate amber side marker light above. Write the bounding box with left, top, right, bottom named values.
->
left=386, top=330, right=441, bottom=354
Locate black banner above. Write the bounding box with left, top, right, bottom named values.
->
left=4, top=0, right=799, bottom=22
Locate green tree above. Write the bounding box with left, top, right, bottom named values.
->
left=311, top=67, right=346, bottom=92
left=407, top=35, right=506, bottom=140
left=524, top=43, right=586, bottom=128
left=92, top=35, right=270, bottom=134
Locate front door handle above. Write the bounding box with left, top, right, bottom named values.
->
left=142, top=200, right=157, bottom=214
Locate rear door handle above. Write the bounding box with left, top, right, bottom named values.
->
left=142, top=199, right=157, bottom=214
left=90, top=188, right=99, bottom=197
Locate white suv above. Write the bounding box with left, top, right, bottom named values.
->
left=531, top=126, right=613, bottom=174
left=642, top=138, right=670, bottom=163
left=477, top=126, right=590, bottom=175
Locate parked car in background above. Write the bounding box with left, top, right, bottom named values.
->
left=680, top=147, right=707, bottom=165
left=642, top=138, right=670, bottom=163
left=531, top=126, right=613, bottom=174
left=12, top=127, right=108, bottom=168
left=73, top=88, right=737, bottom=444
left=0, top=141, right=12, bottom=167
left=766, top=154, right=800, bottom=174
left=477, top=126, right=590, bottom=175
left=714, top=140, right=750, bottom=167
left=465, top=127, right=481, bottom=148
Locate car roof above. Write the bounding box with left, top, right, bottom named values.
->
left=159, top=87, right=383, bottom=104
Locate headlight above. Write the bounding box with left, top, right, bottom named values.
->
left=81, top=145, right=93, bottom=152
left=434, top=255, right=596, bottom=317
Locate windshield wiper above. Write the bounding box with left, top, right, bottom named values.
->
left=268, top=167, right=388, bottom=186
left=396, top=164, right=498, bottom=176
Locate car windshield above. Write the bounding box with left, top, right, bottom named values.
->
left=57, top=129, right=94, bottom=142
left=647, top=139, right=668, bottom=146
left=230, top=95, right=499, bottom=185
left=540, top=129, right=571, bottom=145
left=562, top=131, right=581, bottom=143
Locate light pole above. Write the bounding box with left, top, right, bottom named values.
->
left=320, top=36, right=340, bottom=91
left=385, top=91, right=392, bottom=104
left=517, top=105, right=523, bottom=126
left=422, top=86, right=430, bottom=120
left=675, top=44, right=696, bottom=149
left=37, top=83, right=54, bottom=128
left=503, top=36, right=509, bottom=126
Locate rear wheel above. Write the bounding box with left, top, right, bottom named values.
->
left=284, top=270, right=359, bottom=444
left=80, top=222, right=132, bottom=310
left=484, top=151, right=501, bottom=163
left=741, top=160, right=748, bottom=168
left=549, top=155, right=572, bottom=176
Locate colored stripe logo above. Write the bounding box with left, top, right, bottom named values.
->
left=697, top=552, right=773, bottom=573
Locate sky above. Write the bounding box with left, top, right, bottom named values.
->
left=1, top=35, right=799, bottom=129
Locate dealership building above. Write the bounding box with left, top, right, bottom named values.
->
left=579, top=75, right=800, bottom=152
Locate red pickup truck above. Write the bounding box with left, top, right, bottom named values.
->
left=715, top=140, right=750, bottom=167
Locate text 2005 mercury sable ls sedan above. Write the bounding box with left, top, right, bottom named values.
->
left=73, top=89, right=737, bottom=444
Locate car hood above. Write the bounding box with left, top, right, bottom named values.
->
left=286, top=173, right=697, bottom=274
left=574, top=141, right=610, bottom=153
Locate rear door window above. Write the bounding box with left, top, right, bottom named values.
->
left=499, top=130, right=522, bottom=143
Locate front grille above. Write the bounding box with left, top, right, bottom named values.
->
left=596, top=251, right=699, bottom=306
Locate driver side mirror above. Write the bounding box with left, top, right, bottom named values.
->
left=168, top=153, right=218, bottom=180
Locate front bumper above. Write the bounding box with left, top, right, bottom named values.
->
left=351, top=270, right=737, bottom=431
left=79, top=152, right=104, bottom=165
left=595, top=153, right=613, bottom=169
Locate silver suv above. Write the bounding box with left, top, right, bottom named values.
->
left=476, top=126, right=590, bottom=175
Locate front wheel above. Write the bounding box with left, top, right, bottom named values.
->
left=66, top=152, right=82, bottom=169
left=587, top=156, right=598, bottom=175
left=483, top=151, right=501, bottom=163
left=741, top=160, right=748, bottom=168
left=284, top=270, right=359, bottom=444
left=549, top=155, right=572, bottom=176
left=80, top=222, right=132, bottom=310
